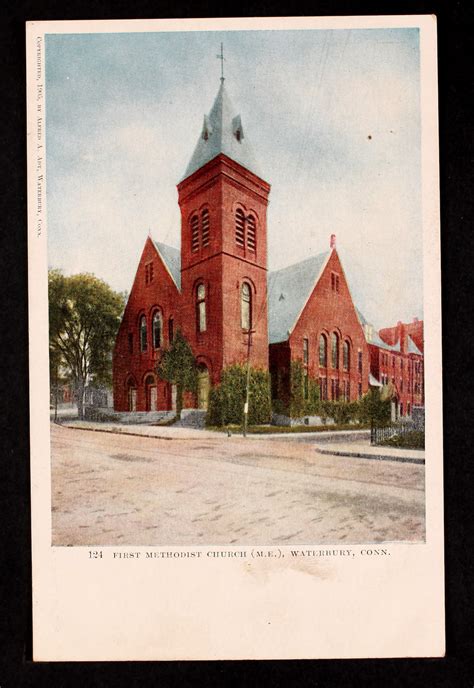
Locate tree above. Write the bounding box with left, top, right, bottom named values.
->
left=156, top=330, right=197, bottom=416
left=358, top=388, right=391, bottom=427
left=48, top=270, right=125, bottom=419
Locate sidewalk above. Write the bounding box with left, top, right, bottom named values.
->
left=59, top=419, right=225, bottom=440
left=314, top=440, right=425, bottom=465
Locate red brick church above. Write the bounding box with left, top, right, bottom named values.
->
left=113, top=78, right=424, bottom=417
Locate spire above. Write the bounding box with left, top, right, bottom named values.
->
left=217, top=42, right=225, bottom=83
left=181, top=80, right=262, bottom=181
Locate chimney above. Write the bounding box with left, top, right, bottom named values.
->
left=330, top=234, right=336, bottom=249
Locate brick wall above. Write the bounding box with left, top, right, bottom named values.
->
left=287, top=249, right=369, bottom=402
left=113, top=238, right=181, bottom=411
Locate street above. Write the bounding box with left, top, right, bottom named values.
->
left=51, top=424, right=425, bottom=546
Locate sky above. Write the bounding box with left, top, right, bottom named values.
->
left=45, top=27, right=422, bottom=330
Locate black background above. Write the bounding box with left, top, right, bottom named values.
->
left=1, top=1, right=473, bottom=686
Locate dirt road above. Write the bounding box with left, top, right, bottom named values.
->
left=51, top=424, right=425, bottom=546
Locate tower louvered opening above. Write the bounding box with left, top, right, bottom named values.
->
left=201, top=208, right=210, bottom=247
left=247, top=214, right=256, bottom=252
left=235, top=208, right=245, bottom=248
left=191, top=214, right=200, bottom=252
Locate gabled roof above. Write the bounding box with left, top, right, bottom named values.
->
left=268, top=251, right=330, bottom=344
left=356, top=309, right=402, bottom=352
left=407, top=335, right=423, bottom=356
left=182, top=82, right=262, bottom=181
left=152, top=240, right=181, bottom=290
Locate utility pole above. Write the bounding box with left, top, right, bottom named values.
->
left=243, top=328, right=255, bottom=437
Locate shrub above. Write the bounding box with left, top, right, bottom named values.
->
left=379, top=430, right=425, bottom=449
left=288, top=360, right=321, bottom=418
left=207, top=365, right=272, bottom=426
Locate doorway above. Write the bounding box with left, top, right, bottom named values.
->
left=128, top=386, right=137, bottom=412
left=145, top=375, right=157, bottom=411
left=197, top=364, right=210, bottom=410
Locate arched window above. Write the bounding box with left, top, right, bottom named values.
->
left=319, top=334, right=327, bottom=367
left=235, top=208, right=245, bottom=248
left=331, top=332, right=339, bottom=369
left=190, top=214, right=199, bottom=252
left=343, top=340, right=350, bottom=371
left=201, top=208, right=210, bottom=247
left=247, top=214, right=256, bottom=252
left=196, top=283, right=207, bottom=333
left=140, top=315, right=147, bottom=352
left=152, top=311, right=162, bottom=349
left=241, top=282, right=252, bottom=330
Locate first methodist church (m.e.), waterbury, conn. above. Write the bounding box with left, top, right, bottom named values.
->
left=112, top=77, right=424, bottom=419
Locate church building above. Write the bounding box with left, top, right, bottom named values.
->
left=112, top=77, right=423, bottom=417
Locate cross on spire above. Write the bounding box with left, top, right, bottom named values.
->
left=216, top=42, right=225, bottom=82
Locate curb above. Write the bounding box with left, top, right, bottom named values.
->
left=56, top=422, right=370, bottom=442
left=58, top=423, right=225, bottom=442
left=315, top=447, right=425, bottom=465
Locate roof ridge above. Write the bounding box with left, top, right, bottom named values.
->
left=269, top=250, right=330, bottom=277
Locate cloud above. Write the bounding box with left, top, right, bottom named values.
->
left=46, top=28, right=422, bottom=330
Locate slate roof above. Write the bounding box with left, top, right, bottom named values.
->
left=370, top=331, right=401, bottom=352
left=182, top=82, right=262, bottom=181
left=152, top=240, right=181, bottom=290
left=407, top=335, right=423, bottom=356
left=267, top=251, right=330, bottom=344
left=356, top=308, right=369, bottom=327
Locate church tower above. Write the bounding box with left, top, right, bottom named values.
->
left=177, top=78, right=270, bottom=392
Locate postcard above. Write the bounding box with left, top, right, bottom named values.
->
left=27, top=15, right=444, bottom=660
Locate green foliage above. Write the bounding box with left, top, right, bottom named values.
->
left=284, top=360, right=321, bottom=417
left=289, top=360, right=305, bottom=418
left=207, top=365, right=272, bottom=426
left=48, top=269, right=125, bottom=418
left=379, top=430, right=425, bottom=449
left=156, top=330, right=197, bottom=414
left=305, top=378, right=321, bottom=415
left=317, top=400, right=360, bottom=425
left=358, top=388, right=391, bottom=427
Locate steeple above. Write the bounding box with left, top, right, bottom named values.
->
left=182, top=81, right=262, bottom=181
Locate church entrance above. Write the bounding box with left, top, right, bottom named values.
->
left=145, top=375, right=157, bottom=412
left=197, top=364, right=210, bottom=410
left=128, top=386, right=137, bottom=412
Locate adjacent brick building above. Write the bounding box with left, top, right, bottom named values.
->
left=113, top=79, right=424, bottom=418
left=359, top=314, right=424, bottom=418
